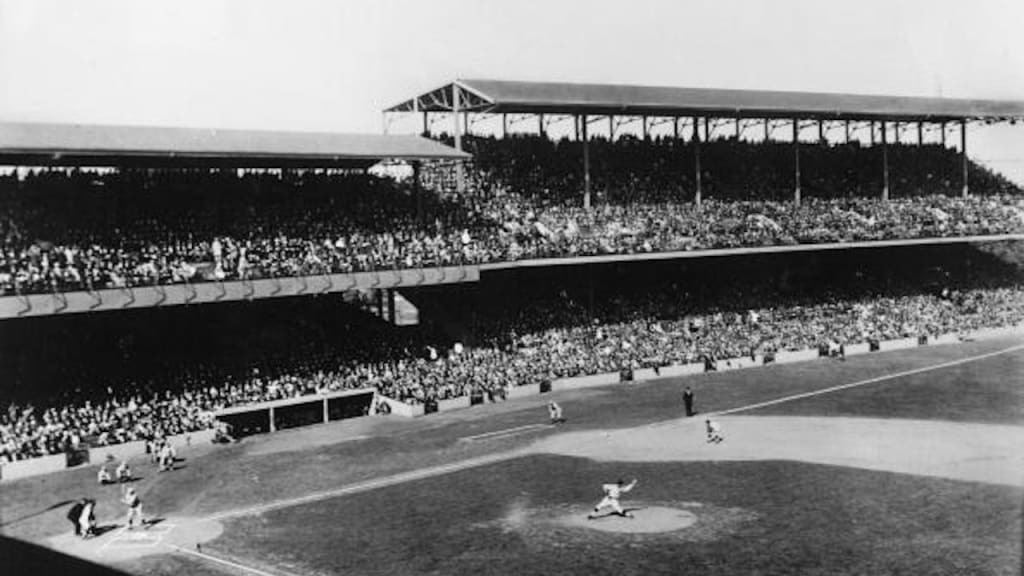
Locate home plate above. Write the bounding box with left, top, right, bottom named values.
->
left=561, top=506, right=698, bottom=534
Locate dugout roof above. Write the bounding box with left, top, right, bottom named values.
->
left=0, top=121, right=470, bottom=168
left=386, top=79, right=1024, bottom=122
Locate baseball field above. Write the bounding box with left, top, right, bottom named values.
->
left=2, top=334, right=1022, bottom=576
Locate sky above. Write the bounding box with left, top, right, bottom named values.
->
left=1, top=0, right=1023, bottom=182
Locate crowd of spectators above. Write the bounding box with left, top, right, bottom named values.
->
left=2, top=136, right=1022, bottom=296
left=4, top=254, right=1024, bottom=462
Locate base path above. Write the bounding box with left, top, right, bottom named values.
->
left=531, top=415, right=1024, bottom=487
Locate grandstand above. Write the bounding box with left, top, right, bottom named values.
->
left=1, top=78, right=1024, bottom=576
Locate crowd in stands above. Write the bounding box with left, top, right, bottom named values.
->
left=1, top=136, right=1022, bottom=296
left=4, top=250, right=1024, bottom=463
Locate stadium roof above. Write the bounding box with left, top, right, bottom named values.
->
left=386, top=79, right=1024, bottom=122
left=0, top=121, right=469, bottom=168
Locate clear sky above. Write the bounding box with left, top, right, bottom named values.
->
left=1, top=0, right=1023, bottom=182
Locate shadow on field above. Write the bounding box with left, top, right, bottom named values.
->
left=0, top=535, right=131, bottom=576
left=0, top=499, right=75, bottom=528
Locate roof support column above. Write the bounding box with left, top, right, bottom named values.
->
left=502, top=113, right=508, bottom=138
left=574, top=115, right=580, bottom=141
left=582, top=115, right=592, bottom=209
left=693, top=115, right=702, bottom=208
left=764, top=118, right=770, bottom=141
left=793, top=118, right=801, bottom=206
left=642, top=116, right=649, bottom=140
left=422, top=112, right=429, bottom=137
left=881, top=120, right=889, bottom=201
left=451, top=84, right=465, bottom=193
left=412, top=161, right=423, bottom=223
left=609, top=115, right=615, bottom=140
left=538, top=114, right=545, bottom=136
left=673, top=117, right=680, bottom=140
left=845, top=120, right=850, bottom=144
left=917, top=122, right=924, bottom=146
left=870, top=121, right=875, bottom=146
left=817, top=120, right=824, bottom=143
left=961, top=119, right=969, bottom=197
left=941, top=121, right=946, bottom=147
left=735, top=118, right=741, bottom=140
left=704, top=117, right=710, bottom=141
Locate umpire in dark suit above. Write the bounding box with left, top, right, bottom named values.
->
left=683, top=387, right=695, bottom=417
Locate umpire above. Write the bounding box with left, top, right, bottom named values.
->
left=683, top=386, right=695, bottom=417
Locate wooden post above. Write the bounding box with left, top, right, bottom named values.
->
left=422, top=111, right=429, bottom=137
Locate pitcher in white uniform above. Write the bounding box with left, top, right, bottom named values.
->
left=587, top=478, right=637, bottom=519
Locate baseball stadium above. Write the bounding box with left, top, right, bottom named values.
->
left=1, top=76, right=1024, bottom=576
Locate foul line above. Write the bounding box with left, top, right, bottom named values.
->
left=166, top=544, right=294, bottom=576
left=201, top=341, right=1024, bottom=524
left=717, top=342, right=1024, bottom=417
left=204, top=451, right=520, bottom=521
left=461, top=423, right=553, bottom=441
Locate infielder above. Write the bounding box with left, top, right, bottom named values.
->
left=706, top=418, right=724, bottom=443
left=587, top=478, right=637, bottom=519
left=548, top=401, right=565, bottom=424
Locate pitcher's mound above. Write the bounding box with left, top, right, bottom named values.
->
left=561, top=507, right=697, bottom=534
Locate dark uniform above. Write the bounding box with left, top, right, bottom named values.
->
left=683, top=387, right=695, bottom=417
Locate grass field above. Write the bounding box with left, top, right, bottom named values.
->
left=2, top=335, right=1022, bottom=576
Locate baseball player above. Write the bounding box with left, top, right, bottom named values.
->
left=122, top=486, right=145, bottom=530
left=706, top=418, right=724, bottom=443
left=79, top=499, right=97, bottom=539
left=548, top=401, right=565, bottom=424
left=587, top=478, right=638, bottom=519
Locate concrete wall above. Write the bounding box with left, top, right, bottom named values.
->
left=1, top=453, right=67, bottom=482
left=508, top=384, right=542, bottom=399
left=845, top=342, right=872, bottom=356
left=632, top=368, right=660, bottom=381
left=377, top=396, right=424, bottom=418
left=883, top=337, right=920, bottom=351
left=659, top=363, right=706, bottom=378
left=438, top=396, right=471, bottom=412
left=552, top=372, right=621, bottom=391
left=775, top=349, right=820, bottom=364
left=89, top=440, right=148, bottom=466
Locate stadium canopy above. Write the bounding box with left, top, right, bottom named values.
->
left=386, top=79, right=1024, bottom=205
left=387, top=79, right=1024, bottom=122
left=0, top=121, right=469, bottom=169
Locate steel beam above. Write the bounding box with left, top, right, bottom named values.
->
left=694, top=115, right=702, bottom=207
left=793, top=118, right=801, bottom=205
left=961, top=119, right=969, bottom=197
left=881, top=120, right=889, bottom=201
left=582, top=114, right=592, bottom=209
left=452, top=84, right=464, bottom=193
